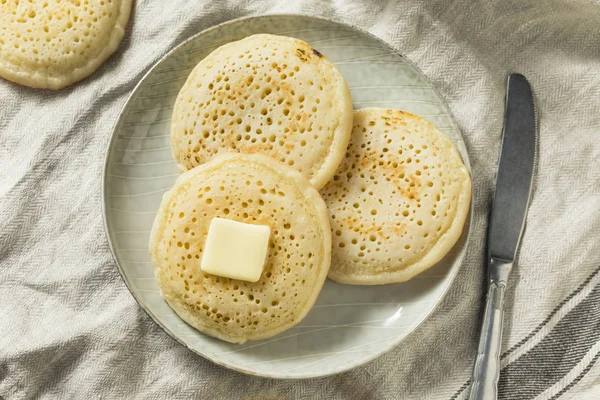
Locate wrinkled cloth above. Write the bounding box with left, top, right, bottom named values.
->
left=1, top=0, right=599, bottom=399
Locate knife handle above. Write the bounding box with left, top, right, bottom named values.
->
left=469, top=259, right=512, bottom=400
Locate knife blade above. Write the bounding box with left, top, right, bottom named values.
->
left=469, top=73, right=537, bottom=400
left=488, top=73, right=537, bottom=263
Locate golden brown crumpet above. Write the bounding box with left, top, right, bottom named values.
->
left=321, top=108, right=471, bottom=284
left=150, top=153, right=332, bottom=343
left=0, top=0, right=131, bottom=89
left=170, top=34, right=353, bottom=190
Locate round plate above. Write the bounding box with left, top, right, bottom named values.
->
left=103, top=14, right=471, bottom=379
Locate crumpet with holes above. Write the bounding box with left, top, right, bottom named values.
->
left=321, top=108, right=471, bottom=284
left=170, top=34, right=353, bottom=190
left=0, top=0, right=131, bottom=89
left=149, top=153, right=332, bottom=343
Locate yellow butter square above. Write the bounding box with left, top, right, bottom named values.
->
left=201, top=217, right=271, bottom=282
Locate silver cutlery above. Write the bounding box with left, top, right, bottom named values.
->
left=469, top=73, right=537, bottom=399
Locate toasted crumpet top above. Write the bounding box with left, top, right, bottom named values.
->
left=321, top=108, right=471, bottom=284
left=0, top=0, right=131, bottom=89
left=170, top=34, right=353, bottom=190
left=150, top=153, right=332, bottom=343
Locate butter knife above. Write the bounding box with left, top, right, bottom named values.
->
left=469, top=73, right=537, bottom=400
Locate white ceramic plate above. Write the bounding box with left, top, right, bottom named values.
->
left=103, top=15, right=472, bottom=379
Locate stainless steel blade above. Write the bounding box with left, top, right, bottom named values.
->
left=470, top=73, right=537, bottom=400
left=488, top=73, right=536, bottom=262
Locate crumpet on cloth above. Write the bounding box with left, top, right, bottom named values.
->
left=0, top=0, right=131, bottom=89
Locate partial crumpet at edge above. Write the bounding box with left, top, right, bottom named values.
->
left=149, top=153, right=332, bottom=344
left=170, top=33, right=354, bottom=190
left=0, top=0, right=132, bottom=90
left=321, top=108, right=471, bottom=285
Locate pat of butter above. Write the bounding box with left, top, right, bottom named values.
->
left=200, top=217, right=271, bottom=282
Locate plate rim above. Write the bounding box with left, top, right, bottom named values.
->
left=101, top=13, right=474, bottom=380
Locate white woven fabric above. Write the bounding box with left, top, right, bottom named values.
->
left=1, top=1, right=599, bottom=398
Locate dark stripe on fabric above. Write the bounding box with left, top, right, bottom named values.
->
left=449, top=381, right=470, bottom=400
left=548, top=349, right=600, bottom=400
left=451, top=265, right=600, bottom=400
left=502, top=265, right=600, bottom=358
left=497, top=283, right=600, bottom=399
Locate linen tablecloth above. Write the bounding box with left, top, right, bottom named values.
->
left=1, top=0, right=599, bottom=398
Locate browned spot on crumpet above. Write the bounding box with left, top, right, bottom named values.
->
left=296, top=48, right=308, bottom=62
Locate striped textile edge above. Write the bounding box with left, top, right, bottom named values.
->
left=451, top=264, right=600, bottom=400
